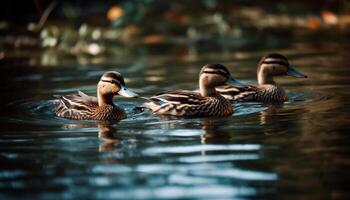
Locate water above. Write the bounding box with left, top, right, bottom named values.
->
left=1, top=38, right=350, bottom=199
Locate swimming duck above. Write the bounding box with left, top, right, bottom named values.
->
left=54, top=71, right=138, bottom=120
left=216, top=53, right=307, bottom=103
left=142, top=64, right=244, bottom=117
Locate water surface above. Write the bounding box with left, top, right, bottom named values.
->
left=1, top=36, right=350, bottom=199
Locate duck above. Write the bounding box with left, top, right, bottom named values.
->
left=142, top=64, right=244, bottom=117
left=215, top=53, right=307, bottom=103
left=54, top=71, right=138, bottom=120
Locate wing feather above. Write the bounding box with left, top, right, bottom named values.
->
left=215, top=85, right=258, bottom=101
left=54, top=91, right=98, bottom=119
left=150, top=90, right=205, bottom=105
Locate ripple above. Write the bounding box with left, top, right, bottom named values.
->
left=1, top=98, right=151, bottom=128
left=177, top=154, right=260, bottom=163
left=3, top=99, right=63, bottom=127
left=92, top=165, right=132, bottom=174
left=94, top=185, right=255, bottom=199
left=192, top=168, right=278, bottom=181
left=143, top=144, right=261, bottom=155
left=234, top=102, right=266, bottom=116
left=143, top=129, right=203, bottom=137
left=0, top=88, right=322, bottom=131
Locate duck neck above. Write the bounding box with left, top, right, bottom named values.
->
left=97, top=89, right=115, bottom=107
left=199, top=79, right=217, bottom=97
left=258, top=71, right=276, bottom=85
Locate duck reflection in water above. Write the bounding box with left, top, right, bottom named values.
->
left=62, top=121, right=120, bottom=152
left=97, top=122, right=120, bottom=152
left=260, top=104, right=284, bottom=126
left=259, top=103, right=304, bottom=135
left=200, top=118, right=231, bottom=144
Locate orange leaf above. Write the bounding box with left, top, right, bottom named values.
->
left=107, top=6, right=124, bottom=21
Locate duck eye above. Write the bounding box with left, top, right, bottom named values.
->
left=109, top=80, right=120, bottom=85
left=101, top=79, right=119, bottom=85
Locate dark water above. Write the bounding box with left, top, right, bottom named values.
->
left=1, top=39, right=350, bottom=199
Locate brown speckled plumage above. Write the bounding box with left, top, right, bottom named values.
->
left=142, top=64, right=239, bottom=117
left=215, top=53, right=306, bottom=103
left=216, top=84, right=288, bottom=103
left=143, top=90, right=233, bottom=117
left=54, top=71, right=138, bottom=120
left=54, top=91, right=127, bottom=120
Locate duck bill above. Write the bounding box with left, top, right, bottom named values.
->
left=287, top=65, right=307, bottom=78
left=118, top=85, right=139, bottom=98
left=227, top=76, right=246, bottom=86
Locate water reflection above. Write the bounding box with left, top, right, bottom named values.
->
left=200, top=118, right=231, bottom=144
left=61, top=121, right=120, bottom=152
left=259, top=104, right=287, bottom=136
left=258, top=103, right=306, bottom=136
left=1, top=42, right=350, bottom=199
left=97, top=122, right=119, bottom=152
left=259, top=104, right=283, bottom=126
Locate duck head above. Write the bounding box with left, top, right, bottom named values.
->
left=257, top=53, right=307, bottom=85
left=97, top=71, right=138, bottom=106
left=199, top=64, right=244, bottom=97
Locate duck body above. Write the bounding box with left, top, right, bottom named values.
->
left=217, top=84, right=288, bottom=103
left=215, top=53, right=307, bottom=103
left=142, top=64, right=244, bottom=117
left=248, top=84, right=288, bottom=103
left=143, top=90, right=233, bottom=117
left=54, top=71, right=138, bottom=121
left=54, top=91, right=127, bottom=120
